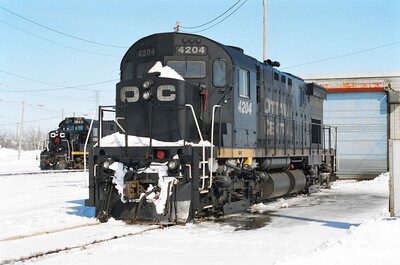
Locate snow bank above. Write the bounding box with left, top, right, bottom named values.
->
left=272, top=172, right=397, bottom=265
left=276, top=213, right=400, bottom=265
left=331, top=172, right=389, bottom=194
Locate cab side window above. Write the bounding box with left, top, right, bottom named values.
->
left=239, top=68, right=250, bottom=98
left=213, top=59, right=227, bottom=87
left=121, top=62, right=133, bottom=80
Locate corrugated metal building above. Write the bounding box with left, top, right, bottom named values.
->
left=302, top=72, right=400, bottom=179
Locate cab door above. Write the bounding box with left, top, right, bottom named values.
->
left=233, top=66, right=257, bottom=148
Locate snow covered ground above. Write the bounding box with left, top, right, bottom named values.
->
left=0, top=148, right=399, bottom=265
left=0, top=148, right=41, bottom=174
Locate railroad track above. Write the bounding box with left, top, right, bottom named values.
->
left=0, top=169, right=84, bottom=177
left=0, top=222, right=100, bottom=242
left=0, top=222, right=165, bottom=265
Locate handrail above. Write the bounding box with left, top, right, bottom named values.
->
left=115, top=117, right=126, bottom=133
left=185, top=104, right=204, bottom=141
left=99, top=106, right=103, bottom=145
left=185, top=104, right=207, bottom=190
left=70, top=140, right=75, bottom=162
left=62, top=139, right=71, bottom=163
left=209, top=105, right=221, bottom=188
left=84, top=109, right=96, bottom=172
left=97, top=106, right=116, bottom=147
left=258, top=112, right=338, bottom=155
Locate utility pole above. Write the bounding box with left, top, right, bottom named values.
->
left=18, top=101, right=25, bottom=160
left=95, top=91, right=100, bottom=115
left=263, top=0, right=268, bottom=62
left=37, top=126, right=41, bottom=150
left=174, top=21, right=180, bottom=32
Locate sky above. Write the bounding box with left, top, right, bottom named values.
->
left=0, top=0, right=399, bottom=133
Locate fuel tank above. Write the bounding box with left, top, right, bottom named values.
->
left=256, top=169, right=306, bottom=200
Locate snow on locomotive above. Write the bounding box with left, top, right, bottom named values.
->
left=85, top=32, right=337, bottom=223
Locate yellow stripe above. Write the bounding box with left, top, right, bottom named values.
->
left=71, top=151, right=89, bottom=155
left=217, top=148, right=256, bottom=158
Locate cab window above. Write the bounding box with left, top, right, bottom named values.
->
left=239, top=68, right=250, bottom=98
left=213, top=59, right=227, bottom=87
left=166, top=61, right=206, bottom=78
left=92, top=128, right=98, bottom=137
left=121, top=62, right=133, bottom=80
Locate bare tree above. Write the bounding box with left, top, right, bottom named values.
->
left=0, top=129, right=7, bottom=148
left=0, top=127, right=47, bottom=150
left=24, top=127, right=47, bottom=150
left=0, top=128, right=17, bottom=148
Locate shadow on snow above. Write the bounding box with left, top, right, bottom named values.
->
left=269, top=213, right=360, bottom=230
left=66, top=199, right=95, bottom=218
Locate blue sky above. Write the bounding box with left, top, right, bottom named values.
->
left=1, top=0, right=399, bottom=132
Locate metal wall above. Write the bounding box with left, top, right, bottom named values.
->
left=324, top=92, right=388, bottom=179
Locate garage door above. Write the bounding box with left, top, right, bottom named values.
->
left=324, top=92, right=387, bottom=179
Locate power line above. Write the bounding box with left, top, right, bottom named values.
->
left=0, top=82, right=108, bottom=103
left=0, top=69, right=118, bottom=92
left=0, top=19, right=120, bottom=58
left=281, top=41, right=400, bottom=70
left=0, top=85, right=103, bottom=102
left=0, top=115, right=60, bottom=126
left=180, top=0, right=248, bottom=33
left=0, top=5, right=128, bottom=49
left=27, top=103, right=61, bottom=114
left=180, top=0, right=242, bottom=29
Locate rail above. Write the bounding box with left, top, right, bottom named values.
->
left=0, top=169, right=84, bottom=177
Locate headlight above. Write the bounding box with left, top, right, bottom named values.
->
left=167, top=159, right=180, bottom=173
left=142, top=80, right=153, bottom=89
left=142, top=91, right=152, bottom=100
left=103, top=158, right=113, bottom=169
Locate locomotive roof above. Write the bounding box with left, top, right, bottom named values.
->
left=121, top=32, right=258, bottom=68
left=121, top=32, right=305, bottom=83
left=58, top=117, right=90, bottom=127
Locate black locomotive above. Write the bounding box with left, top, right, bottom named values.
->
left=85, top=32, right=337, bottom=223
left=40, top=117, right=115, bottom=170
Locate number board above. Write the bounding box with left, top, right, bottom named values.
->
left=176, top=45, right=207, bottom=55
left=136, top=48, right=156, bottom=58
left=73, top=117, right=85, bottom=124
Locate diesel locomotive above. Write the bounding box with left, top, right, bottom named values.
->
left=40, top=117, right=115, bottom=170
left=85, top=32, right=337, bottom=223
